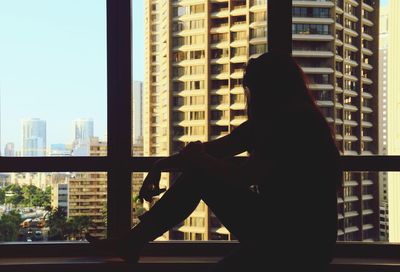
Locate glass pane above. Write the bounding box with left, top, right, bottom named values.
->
left=132, top=0, right=268, bottom=156
left=0, top=172, right=107, bottom=242
left=132, top=172, right=234, bottom=241
left=0, top=1, right=107, bottom=157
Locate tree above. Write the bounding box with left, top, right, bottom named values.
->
left=0, top=189, right=5, bottom=205
left=47, top=208, right=69, bottom=240
left=68, top=216, right=92, bottom=240
left=0, top=210, right=22, bottom=241
left=5, top=184, right=23, bottom=208
left=22, top=185, right=38, bottom=207
left=31, top=186, right=51, bottom=208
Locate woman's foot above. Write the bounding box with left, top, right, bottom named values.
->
left=85, top=234, right=141, bottom=263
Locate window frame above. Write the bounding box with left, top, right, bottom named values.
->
left=0, top=0, right=397, bottom=259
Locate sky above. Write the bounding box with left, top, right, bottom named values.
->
left=0, top=0, right=389, bottom=153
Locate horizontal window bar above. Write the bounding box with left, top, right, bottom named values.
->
left=0, top=156, right=400, bottom=172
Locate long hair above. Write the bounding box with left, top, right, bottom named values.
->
left=243, top=52, right=320, bottom=122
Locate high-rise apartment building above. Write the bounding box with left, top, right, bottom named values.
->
left=68, top=137, right=107, bottom=238
left=144, top=0, right=380, bottom=241
left=133, top=81, right=144, bottom=144
left=21, top=118, right=46, bottom=156
left=378, top=5, right=389, bottom=241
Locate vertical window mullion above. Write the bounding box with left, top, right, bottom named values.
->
left=268, top=1, right=292, bottom=54
left=107, top=0, right=132, bottom=238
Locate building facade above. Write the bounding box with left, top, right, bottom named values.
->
left=21, top=118, right=46, bottom=156
left=144, top=0, right=380, bottom=241
left=68, top=137, right=107, bottom=238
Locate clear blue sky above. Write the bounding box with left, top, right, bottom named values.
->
left=0, top=0, right=388, bottom=153
left=0, top=1, right=107, bottom=152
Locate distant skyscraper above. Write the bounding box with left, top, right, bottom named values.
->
left=4, top=142, right=15, bottom=157
left=50, top=144, right=71, bottom=156
left=74, top=118, right=94, bottom=143
left=133, top=81, right=143, bottom=144
left=21, top=118, right=46, bottom=156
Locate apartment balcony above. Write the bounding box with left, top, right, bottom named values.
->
left=344, top=211, right=359, bottom=218
left=231, top=116, right=247, bottom=126
left=344, top=12, right=359, bottom=23
left=344, top=135, right=358, bottom=141
left=210, top=40, right=230, bottom=49
left=174, top=104, right=205, bottom=112
left=293, top=0, right=335, bottom=8
left=362, top=179, right=373, bottom=186
left=336, top=5, right=344, bottom=14
left=348, top=0, right=359, bottom=7
left=230, top=5, right=247, bottom=16
left=173, top=134, right=207, bottom=143
left=335, top=86, right=344, bottom=93
left=343, top=119, right=358, bottom=127
left=344, top=195, right=359, bottom=202
left=210, top=24, right=229, bottom=34
left=336, top=22, right=344, bottom=30
left=335, top=133, right=343, bottom=140
left=362, top=92, right=373, bottom=99
left=249, top=20, right=267, bottom=28
left=211, top=226, right=230, bottom=235
left=362, top=136, right=373, bottom=142
left=316, top=100, right=334, bottom=107
left=336, top=39, right=344, bottom=47
left=230, top=55, right=247, bottom=63
left=343, top=74, right=358, bottom=82
left=210, top=103, right=230, bottom=111
left=344, top=28, right=358, bottom=37
left=230, top=69, right=245, bottom=79
left=292, top=50, right=334, bottom=58
left=362, top=62, right=373, bottom=70
left=292, top=17, right=334, bottom=24
left=362, top=32, right=373, bottom=41
left=211, top=8, right=229, bottom=18
left=249, top=4, right=266, bottom=13
left=334, top=55, right=343, bottom=63
left=363, top=194, right=373, bottom=201
left=361, top=150, right=373, bottom=155
left=292, top=34, right=334, bottom=41
left=230, top=102, right=246, bottom=110
left=362, top=47, right=373, bottom=56
left=343, top=104, right=358, bottom=112
left=211, top=71, right=230, bottom=80
left=361, top=121, right=373, bottom=128
left=362, top=1, right=374, bottom=12
left=343, top=89, right=357, bottom=97
left=210, top=56, right=230, bottom=64
left=363, top=17, right=373, bottom=27
left=230, top=86, right=244, bottom=94
left=231, top=21, right=247, bottom=32
left=345, top=226, right=360, bottom=234
left=210, top=118, right=230, bottom=126
left=343, top=58, right=358, bottom=67
left=344, top=43, right=358, bottom=52
left=302, top=67, right=334, bottom=74
left=308, top=83, right=334, bottom=90
left=230, top=39, right=247, bottom=48
left=210, top=85, right=229, bottom=95
left=249, top=36, right=266, bottom=44
left=363, top=209, right=374, bottom=216
left=361, top=77, right=373, bottom=85
left=362, top=106, right=373, bottom=113
left=344, top=180, right=358, bottom=186
left=335, top=102, right=343, bottom=109
left=173, top=119, right=206, bottom=127
left=335, top=118, right=343, bottom=125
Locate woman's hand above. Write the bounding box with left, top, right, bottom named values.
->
left=139, top=168, right=165, bottom=202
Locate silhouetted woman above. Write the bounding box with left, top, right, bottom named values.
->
left=87, top=52, right=341, bottom=272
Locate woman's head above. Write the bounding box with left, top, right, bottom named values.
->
left=243, top=52, right=316, bottom=121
